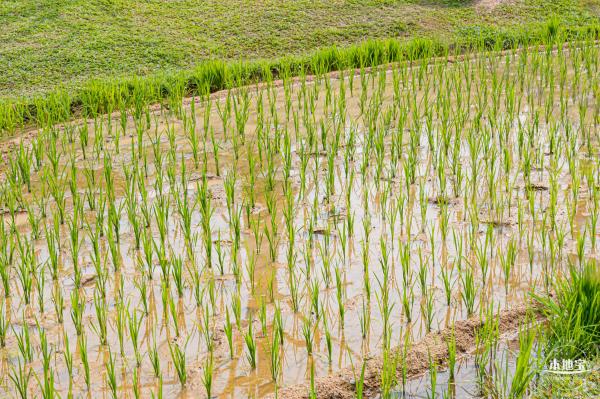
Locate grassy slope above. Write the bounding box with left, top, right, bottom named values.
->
left=1, top=0, right=599, bottom=99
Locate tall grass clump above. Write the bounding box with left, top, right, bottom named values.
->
left=536, top=261, right=600, bottom=359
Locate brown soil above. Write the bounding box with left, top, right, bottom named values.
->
left=270, top=305, right=534, bottom=399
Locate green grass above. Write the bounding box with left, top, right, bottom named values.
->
left=536, top=261, right=600, bottom=360
left=0, top=0, right=599, bottom=134
left=1, top=0, right=599, bottom=99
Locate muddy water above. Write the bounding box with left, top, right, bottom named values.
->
left=399, top=336, right=522, bottom=399
left=0, top=45, right=598, bottom=398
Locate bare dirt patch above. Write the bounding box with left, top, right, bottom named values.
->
left=476, top=0, right=513, bottom=10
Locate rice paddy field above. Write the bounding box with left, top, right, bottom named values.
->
left=0, top=31, right=599, bottom=399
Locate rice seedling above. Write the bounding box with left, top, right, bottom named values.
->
left=58, top=333, right=72, bottom=399
left=310, top=278, right=321, bottom=321
left=258, top=296, right=268, bottom=336
left=460, top=266, right=477, bottom=317
left=440, top=262, right=455, bottom=306
left=244, top=321, right=257, bottom=369
left=508, top=326, right=539, bottom=398
left=15, top=252, right=33, bottom=306
left=91, top=290, right=108, bottom=345
left=202, top=353, right=214, bottom=398
left=324, top=316, right=333, bottom=364
left=308, top=359, right=317, bottom=399
left=132, top=367, right=141, bottom=399
left=201, top=302, right=214, bottom=351
left=170, top=340, right=188, bottom=387
left=168, top=294, right=181, bottom=338
left=232, top=292, right=242, bottom=329
left=302, top=317, right=315, bottom=356
left=78, top=332, right=91, bottom=390
left=500, top=239, right=518, bottom=295
left=358, top=298, right=371, bottom=340
left=115, top=298, right=127, bottom=356
left=247, top=251, right=257, bottom=294
left=274, top=301, right=285, bottom=345
left=427, top=354, right=438, bottom=399
left=422, top=289, right=435, bottom=333
left=128, top=306, right=144, bottom=367
left=149, top=339, right=161, bottom=378
left=380, top=348, right=399, bottom=399
left=224, top=308, right=234, bottom=359
left=0, top=304, right=7, bottom=348
left=171, top=255, right=185, bottom=298
left=9, top=359, right=32, bottom=399
left=447, top=327, right=457, bottom=381
left=14, top=321, right=33, bottom=364
left=106, top=349, right=118, bottom=399
left=70, top=289, right=84, bottom=336
left=334, top=266, right=346, bottom=328
left=35, top=351, right=55, bottom=399
left=51, top=285, right=64, bottom=324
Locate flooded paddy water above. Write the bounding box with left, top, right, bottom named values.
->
left=0, top=42, right=598, bottom=398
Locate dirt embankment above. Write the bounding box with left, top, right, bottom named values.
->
left=271, top=305, right=533, bottom=399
